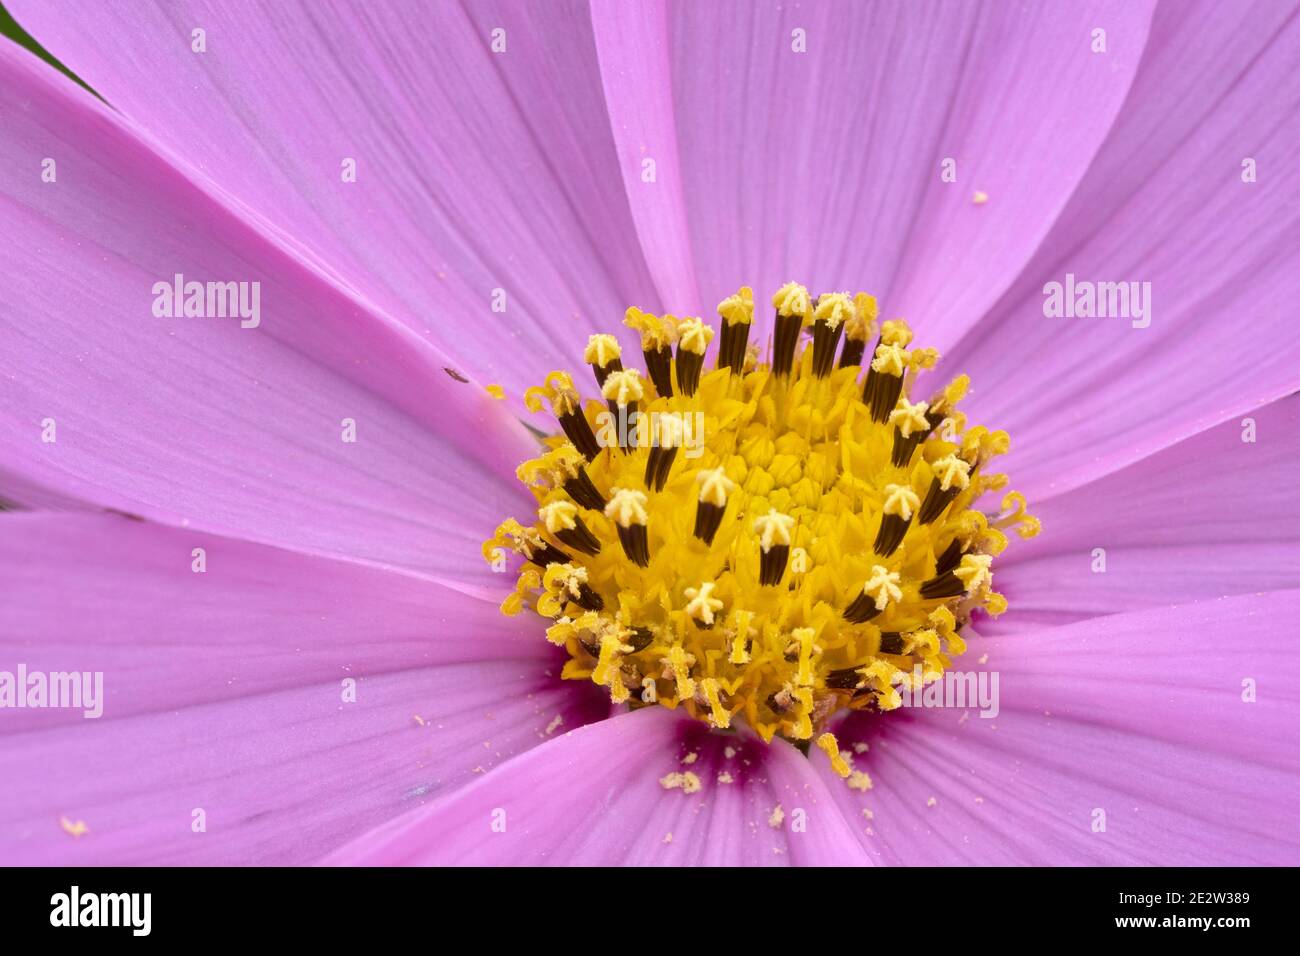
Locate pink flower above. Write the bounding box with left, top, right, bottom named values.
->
left=1, top=0, right=1297, bottom=866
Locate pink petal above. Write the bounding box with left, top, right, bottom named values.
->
left=326, top=706, right=870, bottom=866
left=0, top=514, right=553, bottom=729
left=0, top=42, right=534, bottom=583
left=815, top=591, right=1300, bottom=865
left=590, top=0, right=703, bottom=315
left=2, top=664, right=607, bottom=865
left=669, top=0, right=1152, bottom=333
left=0, top=514, right=608, bottom=864
left=946, top=2, right=1300, bottom=497
left=6, top=0, right=662, bottom=390
left=995, top=394, right=1300, bottom=627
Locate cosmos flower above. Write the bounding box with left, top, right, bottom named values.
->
left=1, top=0, right=1297, bottom=867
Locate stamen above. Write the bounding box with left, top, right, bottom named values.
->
left=601, top=369, right=644, bottom=453
left=693, top=467, right=735, bottom=545
left=674, top=317, right=714, bottom=397
left=625, top=307, right=675, bottom=398
left=605, top=487, right=650, bottom=567
left=716, top=286, right=754, bottom=373
left=844, top=565, right=902, bottom=624
left=539, top=500, right=601, bottom=556
left=754, top=509, right=795, bottom=586
left=525, top=371, right=601, bottom=461
left=771, top=282, right=811, bottom=378
left=583, top=334, right=623, bottom=388
left=644, top=413, right=682, bottom=492
left=838, top=292, right=878, bottom=368
left=862, top=319, right=913, bottom=422
left=888, top=398, right=932, bottom=467
left=873, top=483, right=920, bottom=557
left=685, top=581, right=724, bottom=628
left=810, top=293, right=852, bottom=378
left=918, top=453, right=971, bottom=525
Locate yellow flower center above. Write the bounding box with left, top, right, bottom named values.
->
left=484, top=282, right=1039, bottom=753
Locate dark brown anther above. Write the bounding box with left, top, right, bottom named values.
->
left=617, top=523, right=650, bottom=568
left=838, top=336, right=866, bottom=369
left=552, top=516, right=601, bottom=556
left=890, top=405, right=947, bottom=468
left=527, top=543, right=572, bottom=567
left=717, top=319, right=750, bottom=373
left=873, top=513, right=912, bottom=558
left=843, top=590, right=883, bottom=625
left=644, top=345, right=674, bottom=398
left=772, top=310, right=802, bottom=378
left=869, top=372, right=904, bottom=423
left=759, top=544, right=790, bottom=586
left=917, top=477, right=961, bottom=525
left=626, top=627, right=654, bottom=654
left=693, top=500, right=725, bottom=545
left=559, top=409, right=601, bottom=461
left=878, top=631, right=905, bottom=655
left=591, top=356, right=622, bottom=389
left=563, top=469, right=606, bottom=512
left=645, top=443, right=679, bottom=492
left=572, top=582, right=605, bottom=611
left=825, top=667, right=864, bottom=690
left=934, top=538, right=963, bottom=576
left=810, top=319, right=844, bottom=378
left=604, top=400, right=637, bottom=453
left=919, top=570, right=965, bottom=601
left=675, top=348, right=704, bottom=397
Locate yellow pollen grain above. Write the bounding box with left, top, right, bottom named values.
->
left=660, top=771, right=701, bottom=794
left=685, top=582, right=724, bottom=626
left=584, top=333, right=622, bottom=366
left=485, top=383, right=505, bottom=400
left=624, top=306, right=675, bottom=350
left=848, top=771, right=873, bottom=792
left=601, top=368, right=644, bottom=405
left=717, top=285, right=755, bottom=325
left=889, top=400, right=930, bottom=438
left=700, top=684, right=730, bottom=730
left=863, top=565, right=903, bottom=611
left=60, top=816, right=89, bottom=838
left=539, top=499, right=578, bottom=534
left=813, top=292, right=854, bottom=329
left=768, top=805, right=785, bottom=829
left=879, top=319, right=913, bottom=347
left=753, top=509, right=795, bottom=551
left=972, top=190, right=989, bottom=205
left=933, top=454, right=971, bottom=492
left=772, top=282, right=811, bottom=318
left=882, top=484, right=920, bottom=520
left=816, top=732, right=852, bottom=778
left=696, top=467, right=736, bottom=506
left=677, top=317, right=715, bottom=354
left=871, top=342, right=909, bottom=376
left=605, top=487, right=648, bottom=527
left=955, top=553, right=994, bottom=593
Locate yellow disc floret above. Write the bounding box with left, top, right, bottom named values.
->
left=486, top=282, right=1037, bottom=745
